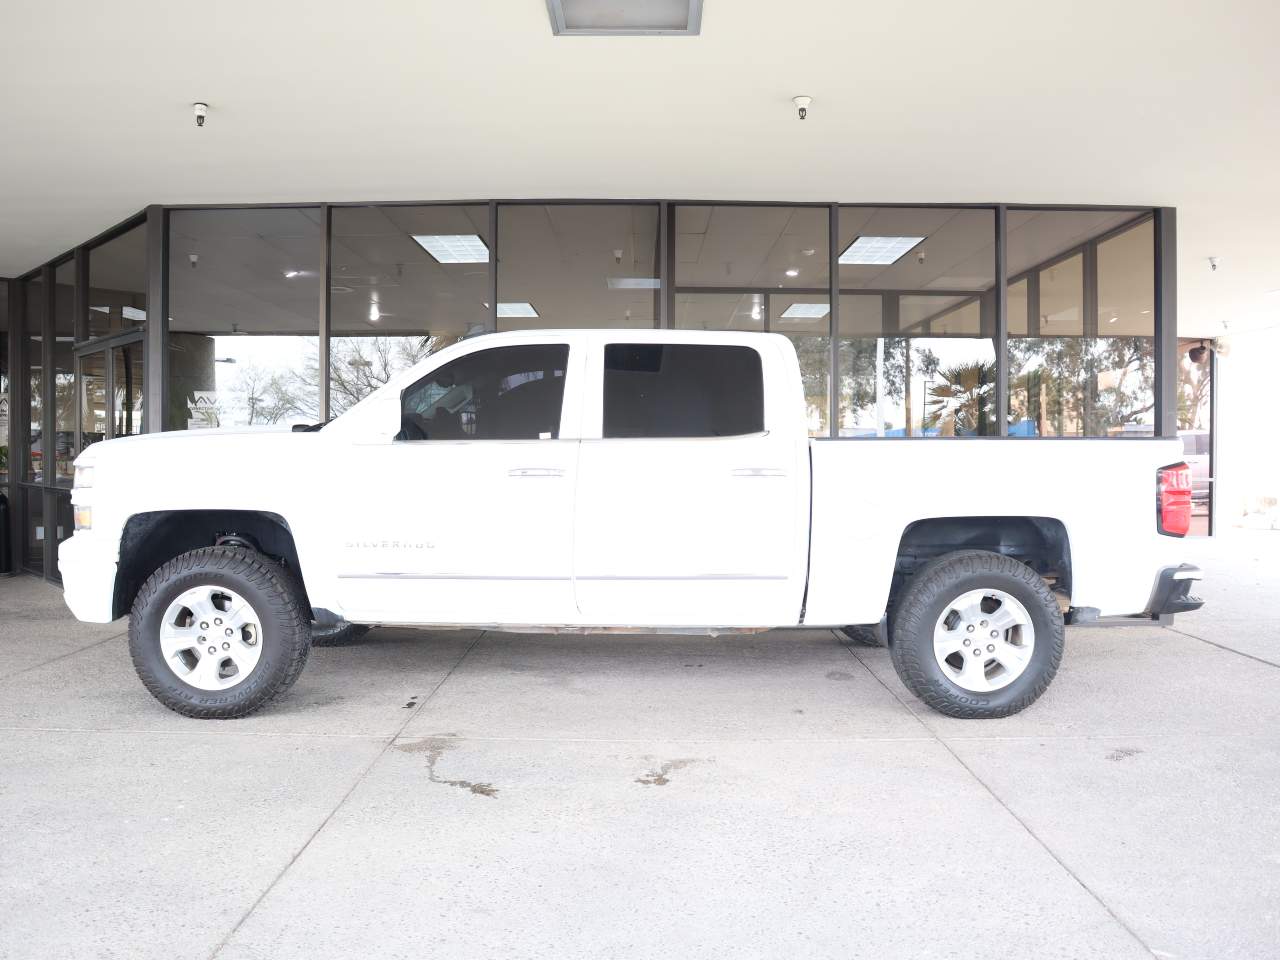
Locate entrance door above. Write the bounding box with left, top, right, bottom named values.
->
left=75, top=336, right=144, bottom=454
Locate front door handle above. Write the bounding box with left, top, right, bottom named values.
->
left=508, top=467, right=566, bottom=478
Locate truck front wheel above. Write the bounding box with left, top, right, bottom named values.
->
left=128, top=546, right=311, bottom=718
left=889, top=550, right=1064, bottom=719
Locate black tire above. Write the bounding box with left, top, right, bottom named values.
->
left=128, top=546, right=311, bottom=719
left=310, top=622, right=372, bottom=647
left=838, top=624, right=885, bottom=647
left=889, top=550, right=1064, bottom=719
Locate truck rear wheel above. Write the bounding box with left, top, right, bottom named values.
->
left=889, top=550, right=1064, bottom=719
left=128, top=546, right=311, bottom=719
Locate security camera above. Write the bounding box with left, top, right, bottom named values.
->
left=613, top=249, right=623, bottom=265
left=793, top=95, right=812, bottom=120
left=1188, top=341, right=1209, bottom=364
left=916, top=250, right=927, bottom=265
left=188, top=253, right=199, bottom=269
left=193, top=102, right=208, bottom=128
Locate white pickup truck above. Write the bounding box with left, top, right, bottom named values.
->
left=60, top=330, right=1203, bottom=720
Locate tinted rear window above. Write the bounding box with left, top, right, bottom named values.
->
left=603, top=343, right=764, bottom=439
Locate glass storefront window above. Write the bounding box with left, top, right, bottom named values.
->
left=771, top=294, right=830, bottom=437
left=0, top=279, right=8, bottom=483
left=112, top=343, right=144, bottom=437
left=497, top=204, right=660, bottom=330
left=1007, top=212, right=1154, bottom=437
left=168, top=208, right=322, bottom=430
left=23, top=487, right=44, bottom=572
left=88, top=222, right=146, bottom=339
left=24, top=274, right=44, bottom=481
left=837, top=207, right=996, bottom=436
left=676, top=206, right=829, bottom=288
left=50, top=493, right=73, bottom=581
left=79, top=352, right=107, bottom=448
left=673, top=292, right=765, bottom=331
left=52, top=260, right=75, bottom=484
left=329, top=204, right=489, bottom=416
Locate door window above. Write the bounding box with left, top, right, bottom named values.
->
left=602, top=343, right=764, bottom=438
left=398, top=343, right=569, bottom=441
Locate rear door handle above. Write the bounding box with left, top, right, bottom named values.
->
left=508, top=467, right=566, bottom=478
left=731, top=467, right=786, bottom=478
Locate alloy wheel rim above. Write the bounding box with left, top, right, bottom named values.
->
left=932, top=588, right=1036, bottom=693
left=159, top=585, right=264, bottom=691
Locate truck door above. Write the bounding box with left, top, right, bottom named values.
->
left=572, top=337, right=809, bottom=627
left=334, top=339, right=581, bottom=625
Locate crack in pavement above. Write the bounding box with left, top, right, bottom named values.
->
left=836, top=631, right=1161, bottom=960
left=205, top=630, right=487, bottom=960
left=1168, top=625, right=1280, bottom=669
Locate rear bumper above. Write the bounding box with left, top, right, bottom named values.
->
left=57, top=533, right=118, bottom=623
left=1067, top=563, right=1204, bottom=626
left=1146, top=563, right=1205, bottom=617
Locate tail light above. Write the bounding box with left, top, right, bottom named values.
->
left=1158, top=462, right=1192, bottom=537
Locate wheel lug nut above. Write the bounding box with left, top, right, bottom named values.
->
left=222, top=642, right=230, bottom=650
left=225, top=628, right=233, bottom=637
left=963, top=638, right=971, bottom=646
left=990, top=630, right=998, bottom=638
left=966, top=625, right=974, bottom=633
left=207, top=646, right=216, bottom=654
left=214, top=618, right=222, bottom=626
left=972, top=648, right=982, bottom=656
left=198, top=636, right=206, bottom=642
left=980, top=620, right=988, bottom=627
left=200, top=622, right=209, bottom=630
left=987, top=644, right=995, bottom=652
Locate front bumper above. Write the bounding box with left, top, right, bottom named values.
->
left=1146, top=563, right=1205, bottom=618
left=57, top=532, right=119, bottom=623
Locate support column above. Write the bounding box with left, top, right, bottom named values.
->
left=144, top=205, right=168, bottom=432
left=1153, top=207, right=1178, bottom=438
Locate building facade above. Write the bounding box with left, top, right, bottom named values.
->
left=2, top=199, right=1195, bottom=582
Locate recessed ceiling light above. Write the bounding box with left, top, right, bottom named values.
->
left=839, top=236, right=926, bottom=266
left=779, top=303, right=830, bottom=320
left=607, top=277, right=662, bottom=289
left=412, top=234, right=490, bottom=264
left=546, top=0, right=703, bottom=36
left=497, top=302, right=539, bottom=318
left=784, top=268, right=800, bottom=278
left=283, top=269, right=303, bottom=279
left=368, top=303, right=381, bottom=322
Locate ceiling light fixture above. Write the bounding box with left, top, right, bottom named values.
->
left=607, top=277, right=662, bottom=289
left=546, top=0, right=703, bottom=36
left=779, top=303, right=831, bottom=320
left=413, top=234, right=489, bottom=264
left=497, top=302, right=539, bottom=318
left=839, top=236, right=926, bottom=266
left=368, top=302, right=381, bottom=322
left=283, top=269, right=302, bottom=279
left=785, top=268, right=800, bottom=278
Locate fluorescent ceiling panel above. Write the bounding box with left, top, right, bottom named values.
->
left=547, top=0, right=703, bottom=35
left=412, top=234, right=490, bottom=263
left=779, top=303, right=831, bottom=319
left=497, top=302, right=539, bottom=318
left=607, top=277, right=661, bottom=289
left=839, top=236, right=926, bottom=266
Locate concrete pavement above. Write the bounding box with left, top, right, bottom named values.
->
left=0, top=531, right=1276, bottom=959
